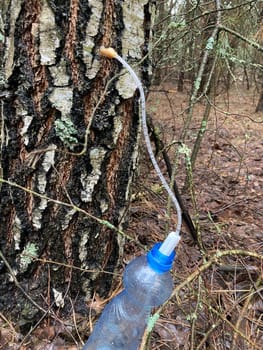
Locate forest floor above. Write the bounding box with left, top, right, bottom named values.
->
left=125, top=82, right=263, bottom=350
left=1, top=83, right=262, bottom=349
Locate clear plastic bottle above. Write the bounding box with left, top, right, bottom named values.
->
left=82, top=242, right=176, bottom=350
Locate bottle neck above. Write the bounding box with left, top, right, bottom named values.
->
left=123, top=254, right=174, bottom=307
left=147, top=242, right=176, bottom=273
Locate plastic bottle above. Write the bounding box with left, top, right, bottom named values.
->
left=82, top=240, right=179, bottom=350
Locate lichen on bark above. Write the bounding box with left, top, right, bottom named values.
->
left=82, top=0, right=103, bottom=79
left=39, top=0, right=60, bottom=65
left=80, top=147, right=107, bottom=202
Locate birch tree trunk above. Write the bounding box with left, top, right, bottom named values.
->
left=0, top=0, right=153, bottom=330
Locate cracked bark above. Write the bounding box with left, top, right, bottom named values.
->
left=0, top=0, right=153, bottom=329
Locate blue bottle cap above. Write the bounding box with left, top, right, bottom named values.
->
left=147, top=242, right=176, bottom=273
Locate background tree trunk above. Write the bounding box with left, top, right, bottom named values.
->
left=0, top=0, right=153, bottom=330
left=255, top=86, right=263, bottom=111
left=255, top=14, right=263, bottom=112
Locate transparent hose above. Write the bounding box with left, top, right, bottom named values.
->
left=115, top=55, right=182, bottom=256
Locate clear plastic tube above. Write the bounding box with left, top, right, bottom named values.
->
left=115, top=55, right=182, bottom=256
left=82, top=49, right=182, bottom=350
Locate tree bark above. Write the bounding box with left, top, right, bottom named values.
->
left=0, top=0, right=153, bottom=330
left=255, top=86, right=263, bottom=112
